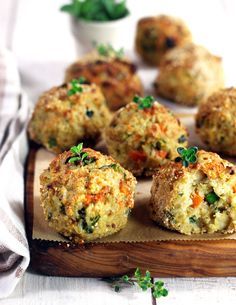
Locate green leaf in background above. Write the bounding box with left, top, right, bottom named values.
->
left=61, top=1, right=82, bottom=16
left=96, top=43, right=124, bottom=58
left=102, top=0, right=115, bottom=18
left=111, top=1, right=129, bottom=19
left=60, top=0, right=129, bottom=22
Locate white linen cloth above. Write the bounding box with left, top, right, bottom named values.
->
left=0, top=49, right=30, bottom=298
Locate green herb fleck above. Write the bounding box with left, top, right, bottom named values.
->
left=178, top=135, right=187, bottom=144
left=60, top=204, right=66, bottom=215
left=133, top=95, right=155, bottom=110
left=175, top=146, right=198, bottom=167
left=67, top=77, right=86, bottom=96
left=166, top=211, right=174, bottom=221
left=205, top=191, right=220, bottom=205
left=189, top=215, right=197, bottom=224
left=67, top=143, right=96, bottom=166
left=103, top=268, right=168, bottom=299
left=155, top=141, right=162, bottom=150
left=96, top=43, right=124, bottom=59
left=48, top=137, right=57, bottom=148
left=125, top=208, right=131, bottom=216
left=78, top=208, right=100, bottom=234
left=214, top=206, right=225, bottom=213
left=86, top=109, right=94, bottom=118
left=99, top=163, right=122, bottom=172
left=78, top=207, right=86, bottom=218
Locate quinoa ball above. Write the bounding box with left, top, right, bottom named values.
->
left=149, top=149, right=236, bottom=235
left=104, top=96, right=188, bottom=176
left=28, top=82, right=110, bottom=154
left=40, top=144, right=136, bottom=243
left=196, top=88, right=236, bottom=156
left=155, top=44, right=224, bottom=106
left=135, top=15, right=192, bottom=66
left=65, top=51, right=143, bottom=111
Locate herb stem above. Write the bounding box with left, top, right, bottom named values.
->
left=103, top=268, right=168, bottom=299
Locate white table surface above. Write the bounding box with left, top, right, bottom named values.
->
left=1, top=0, right=236, bottom=304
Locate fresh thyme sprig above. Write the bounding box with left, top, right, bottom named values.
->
left=175, top=146, right=198, bottom=167
left=67, top=77, right=86, bottom=96
left=67, top=143, right=95, bottom=166
left=96, top=43, right=124, bottom=59
left=133, top=95, right=155, bottom=110
left=104, top=268, right=168, bottom=299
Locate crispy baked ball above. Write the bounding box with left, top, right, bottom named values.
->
left=28, top=82, right=110, bottom=154
left=149, top=150, right=236, bottom=235
left=104, top=96, right=188, bottom=176
left=196, top=88, right=236, bottom=156
left=155, top=44, right=224, bottom=106
left=40, top=144, right=136, bottom=243
left=135, top=15, right=192, bottom=66
left=65, top=51, right=143, bottom=110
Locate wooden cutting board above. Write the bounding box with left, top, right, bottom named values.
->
left=25, top=141, right=236, bottom=278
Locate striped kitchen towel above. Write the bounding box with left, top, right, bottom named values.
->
left=0, top=49, right=30, bottom=298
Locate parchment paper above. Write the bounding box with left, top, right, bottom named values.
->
left=32, top=115, right=236, bottom=243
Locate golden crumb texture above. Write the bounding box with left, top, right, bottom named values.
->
left=40, top=147, right=137, bottom=243
left=135, top=14, right=192, bottom=66
left=149, top=150, right=236, bottom=235
left=196, top=87, right=236, bottom=156
left=28, top=83, right=111, bottom=153
left=65, top=52, right=143, bottom=110
left=104, top=100, right=188, bottom=176
left=155, top=43, right=224, bottom=106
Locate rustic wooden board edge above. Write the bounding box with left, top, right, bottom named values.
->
left=25, top=143, right=236, bottom=277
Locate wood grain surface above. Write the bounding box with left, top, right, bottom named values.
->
left=25, top=143, right=236, bottom=277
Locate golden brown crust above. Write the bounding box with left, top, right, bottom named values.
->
left=28, top=83, right=111, bottom=153
left=150, top=163, right=184, bottom=228
left=196, top=88, right=236, bottom=156
left=65, top=58, right=143, bottom=110
left=154, top=44, right=224, bottom=106
left=149, top=150, right=236, bottom=234
left=40, top=147, right=137, bottom=243
left=135, top=14, right=192, bottom=66
left=105, top=100, right=188, bottom=176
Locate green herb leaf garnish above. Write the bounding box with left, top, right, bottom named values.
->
left=96, top=43, right=124, bottom=59
left=133, top=95, right=155, bottom=110
left=67, top=143, right=96, bottom=166
left=67, top=77, right=86, bottom=96
left=71, top=142, right=83, bottom=154
left=205, top=191, right=220, bottom=205
left=60, top=0, right=129, bottom=22
left=104, top=268, right=168, bottom=299
left=175, top=146, right=198, bottom=167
